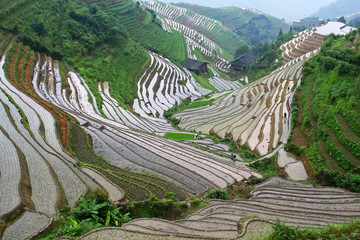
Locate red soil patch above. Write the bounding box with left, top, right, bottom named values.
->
left=8, top=46, right=71, bottom=151
left=8, top=43, right=21, bottom=84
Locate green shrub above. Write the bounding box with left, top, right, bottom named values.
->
left=207, top=189, right=229, bottom=200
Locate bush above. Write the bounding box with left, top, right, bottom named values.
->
left=268, top=220, right=300, bottom=240
left=207, top=189, right=229, bottom=200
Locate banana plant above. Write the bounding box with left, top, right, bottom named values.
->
left=105, top=207, right=131, bottom=226
left=72, top=196, right=108, bottom=223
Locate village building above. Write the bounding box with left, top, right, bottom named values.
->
left=181, top=58, right=208, bottom=74
left=230, top=53, right=256, bottom=71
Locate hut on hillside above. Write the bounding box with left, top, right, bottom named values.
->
left=230, top=53, right=256, bottom=71
left=181, top=58, right=208, bottom=74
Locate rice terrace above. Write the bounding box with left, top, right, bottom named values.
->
left=0, top=0, right=360, bottom=239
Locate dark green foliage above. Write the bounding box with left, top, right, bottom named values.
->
left=238, top=29, right=297, bottom=81
left=120, top=195, right=189, bottom=220
left=30, top=22, right=47, bottom=37
left=268, top=220, right=300, bottom=240
left=284, top=143, right=304, bottom=157
left=175, top=3, right=287, bottom=47
left=263, top=219, right=360, bottom=240
left=207, top=189, right=229, bottom=200
left=338, top=16, right=346, bottom=24
left=235, top=44, right=250, bottom=57
left=250, top=155, right=280, bottom=178
left=41, top=189, right=131, bottom=239
left=297, top=31, right=360, bottom=193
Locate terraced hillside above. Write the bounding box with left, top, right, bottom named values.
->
left=0, top=0, right=190, bottom=109
left=0, top=35, right=96, bottom=240
left=81, top=177, right=360, bottom=239
left=0, top=35, right=263, bottom=238
left=175, top=3, right=289, bottom=45
left=20, top=42, right=261, bottom=193
left=281, top=22, right=355, bottom=62
left=141, top=1, right=246, bottom=57
left=174, top=53, right=308, bottom=156
left=173, top=22, right=354, bottom=157
left=84, top=0, right=187, bottom=64
left=292, top=27, right=360, bottom=193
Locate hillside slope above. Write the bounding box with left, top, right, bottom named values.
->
left=312, top=0, right=360, bottom=19
left=291, top=29, right=360, bottom=193
left=142, top=1, right=247, bottom=57
left=175, top=3, right=289, bottom=45
left=0, top=0, right=187, bottom=106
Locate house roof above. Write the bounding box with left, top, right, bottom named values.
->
left=230, top=54, right=256, bottom=67
left=181, top=58, right=207, bottom=70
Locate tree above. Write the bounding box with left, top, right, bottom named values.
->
left=235, top=45, right=250, bottom=57
left=30, top=22, right=48, bottom=37
left=338, top=16, right=346, bottom=24
left=278, top=28, right=283, bottom=37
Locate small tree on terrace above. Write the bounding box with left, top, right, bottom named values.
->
left=30, top=22, right=48, bottom=37
left=338, top=16, right=346, bottom=24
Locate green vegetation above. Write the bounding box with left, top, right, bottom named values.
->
left=292, top=30, right=360, bottom=193
left=262, top=219, right=360, bottom=240
left=235, top=29, right=298, bottom=81
left=193, top=71, right=218, bottom=91
left=35, top=189, right=131, bottom=239
left=164, top=132, right=195, bottom=140
left=0, top=0, right=187, bottom=108
left=175, top=3, right=288, bottom=46
left=169, top=3, right=248, bottom=56
left=164, top=97, right=216, bottom=119
left=90, top=0, right=187, bottom=64
left=120, top=195, right=199, bottom=220
left=250, top=156, right=280, bottom=178
left=207, top=189, right=229, bottom=200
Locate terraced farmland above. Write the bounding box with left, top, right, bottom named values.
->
left=0, top=37, right=99, bottom=238
left=141, top=1, right=245, bottom=59
left=99, top=81, right=177, bottom=135
left=84, top=0, right=187, bottom=63
left=164, top=18, right=231, bottom=71
left=79, top=177, right=360, bottom=239
left=23, top=43, right=262, bottom=199
left=294, top=26, right=360, bottom=194
left=132, top=51, right=201, bottom=118
left=281, top=22, right=355, bottom=62
left=173, top=22, right=354, bottom=157
left=174, top=54, right=307, bottom=156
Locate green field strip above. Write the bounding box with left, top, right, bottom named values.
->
left=103, top=170, right=152, bottom=201
left=0, top=0, right=39, bottom=25
left=327, top=130, right=360, bottom=167
left=337, top=115, right=360, bottom=145
left=319, top=141, right=345, bottom=173
left=109, top=170, right=166, bottom=199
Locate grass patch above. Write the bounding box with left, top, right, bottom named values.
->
left=164, top=132, right=195, bottom=140
left=249, top=155, right=280, bottom=178
left=193, top=72, right=217, bottom=92
left=142, top=10, right=152, bottom=25
left=262, top=219, right=360, bottom=240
